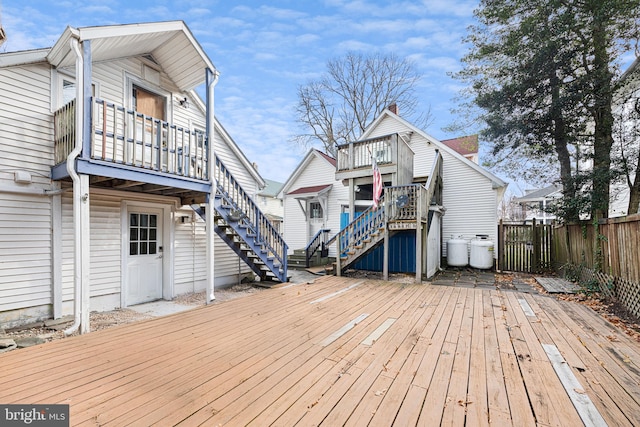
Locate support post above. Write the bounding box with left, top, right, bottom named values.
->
left=79, top=174, right=90, bottom=333
left=52, top=186, right=62, bottom=319
left=336, top=239, right=342, bottom=276
left=348, top=179, right=355, bottom=223
left=416, top=191, right=423, bottom=283
left=205, top=68, right=219, bottom=304
left=80, top=40, right=93, bottom=333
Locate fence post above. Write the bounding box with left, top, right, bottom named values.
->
left=498, top=219, right=504, bottom=272
left=532, top=218, right=540, bottom=273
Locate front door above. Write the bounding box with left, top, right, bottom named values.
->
left=126, top=208, right=163, bottom=305
left=309, top=201, right=324, bottom=240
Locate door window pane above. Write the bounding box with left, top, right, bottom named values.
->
left=309, top=202, right=323, bottom=219
left=129, top=213, right=158, bottom=256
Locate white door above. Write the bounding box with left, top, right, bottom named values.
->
left=126, top=208, right=163, bottom=305
left=309, top=201, right=324, bottom=240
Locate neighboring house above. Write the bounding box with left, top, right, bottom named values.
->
left=513, top=185, right=562, bottom=224
left=256, top=178, right=284, bottom=232
left=282, top=108, right=507, bottom=279
left=441, top=134, right=479, bottom=164
left=610, top=57, right=640, bottom=217
left=516, top=59, right=640, bottom=222
left=279, top=150, right=348, bottom=260
left=0, top=21, right=286, bottom=330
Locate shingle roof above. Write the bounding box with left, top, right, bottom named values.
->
left=315, top=150, right=337, bottom=166
left=258, top=179, right=283, bottom=197
left=441, top=135, right=478, bottom=156
left=287, top=184, right=332, bottom=196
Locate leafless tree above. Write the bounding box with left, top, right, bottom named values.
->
left=293, top=52, right=431, bottom=156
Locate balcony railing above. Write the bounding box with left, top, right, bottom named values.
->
left=335, top=133, right=414, bottom=184
left=336, top=134, right=396, bottom=172
left=53, top=98, right=208, bottom=181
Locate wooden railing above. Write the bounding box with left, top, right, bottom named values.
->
left=214, top=156, right=287, bottom=272
left=53, top=98, right=208, bottom=181
left=385, top=185, right=429, bottom=222
left=336, top=204, right=386, bottom=257
left=305, top=228, right=331, bottom=267
left=54, top=99, right=76, bottom=164
left=336, top=134, right=396, bottom=171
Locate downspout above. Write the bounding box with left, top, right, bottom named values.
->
left=205, top=68, right=220, bottom=304
left=64, top=36, right=85, bottom=336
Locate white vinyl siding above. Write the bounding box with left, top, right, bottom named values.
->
left=174, top=209, right=207, bottom=294
left=0, top=62, right=55, bottom=314
left=0, top=193, right=52, bottom=312
left=0, top=63, right=53, bottom=183
left=60, top=192, right=122, bottom=311
left=283, top=152, right=349, bottom=257
left=0, top=51, right=264, bottom=324
left=368, top=115, right=501, bottom=257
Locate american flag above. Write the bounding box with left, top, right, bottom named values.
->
left=372, top=155, right=383, bottom=208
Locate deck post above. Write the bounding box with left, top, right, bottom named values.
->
left=205, top=67, right=219, bottom=303
left=383, top=195, right=389, bottom=280
left=383, top=225, right=389, bottom=281
left=336, top=238, right=342, bottom=276
left=415, top=189, right=423, bottom=283
left=79, top=40, right=92, bottom=333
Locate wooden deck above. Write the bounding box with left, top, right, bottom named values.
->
left=2, top=276, right=640, bottom=426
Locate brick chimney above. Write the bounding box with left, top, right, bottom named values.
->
left=388, top=103, right=398, bottom=115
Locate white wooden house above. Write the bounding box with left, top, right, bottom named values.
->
left=282, top=108, right=507, bottom=280
left=279, top=149, right=349, bottom=264
left=0, top=21, right=287, bottom=331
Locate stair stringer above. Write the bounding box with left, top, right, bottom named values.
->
left=189, top=155, right=288, bottom=283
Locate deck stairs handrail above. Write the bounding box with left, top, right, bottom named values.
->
left=330, top=150, right=443, bottom=273
left=192, top=155, right=288, bottom=283
left=332, top=203, right=387, bottom=272
left=304, top=228, right=331, bottom=268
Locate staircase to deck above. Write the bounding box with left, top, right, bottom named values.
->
left=327, top=204, right=387, bottom=272
left=330, top=151, right=443, bottom=276
left=192, top=156, right=288, bottom=283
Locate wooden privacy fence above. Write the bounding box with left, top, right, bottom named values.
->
left=498, top=220, right=555, bottom=273
left=554, top=214, right=640, bottom=318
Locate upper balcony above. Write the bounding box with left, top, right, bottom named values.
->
left=335, top=133, right=414, bottom=185
left=53, top=98, right=210, bottom=203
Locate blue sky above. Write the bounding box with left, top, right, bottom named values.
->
left=1, top=0, right=479, bottom=183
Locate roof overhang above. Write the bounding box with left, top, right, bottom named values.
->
left=47, top=21, right=217, bottom=91
left=287, top=184, right=333, bottom=200
left=0, top=48, right=50, bottom=67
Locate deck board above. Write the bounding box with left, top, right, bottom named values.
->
left=2, top=276, right=640, bottom=426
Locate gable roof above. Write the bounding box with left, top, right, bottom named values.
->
left=45, top=21, right=216, bottom=92
left=361, top=109, right=507, bottom=189
left=213, top=116, right=265, bottom=188
left=514, top=185, right=562, bottom=203
left=258, top=179, right=284, bottom=197
left=316, top=150, right=337, bottom=167
left=278, top=149, right=337, bottom=198
left=441, top=134, right=478, bottom=156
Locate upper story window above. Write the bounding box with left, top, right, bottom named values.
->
left=62, top=79, right=75, bottom=105
left=133, top=85, right=166, bottom=121
left=56, top=75, right=95, bottom=109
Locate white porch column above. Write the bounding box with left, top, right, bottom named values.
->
left=79, top=174, right=91, bottom=333
left=51, top=185, right=62, bottom=319
left=205, top=68, right=219, bottom=304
